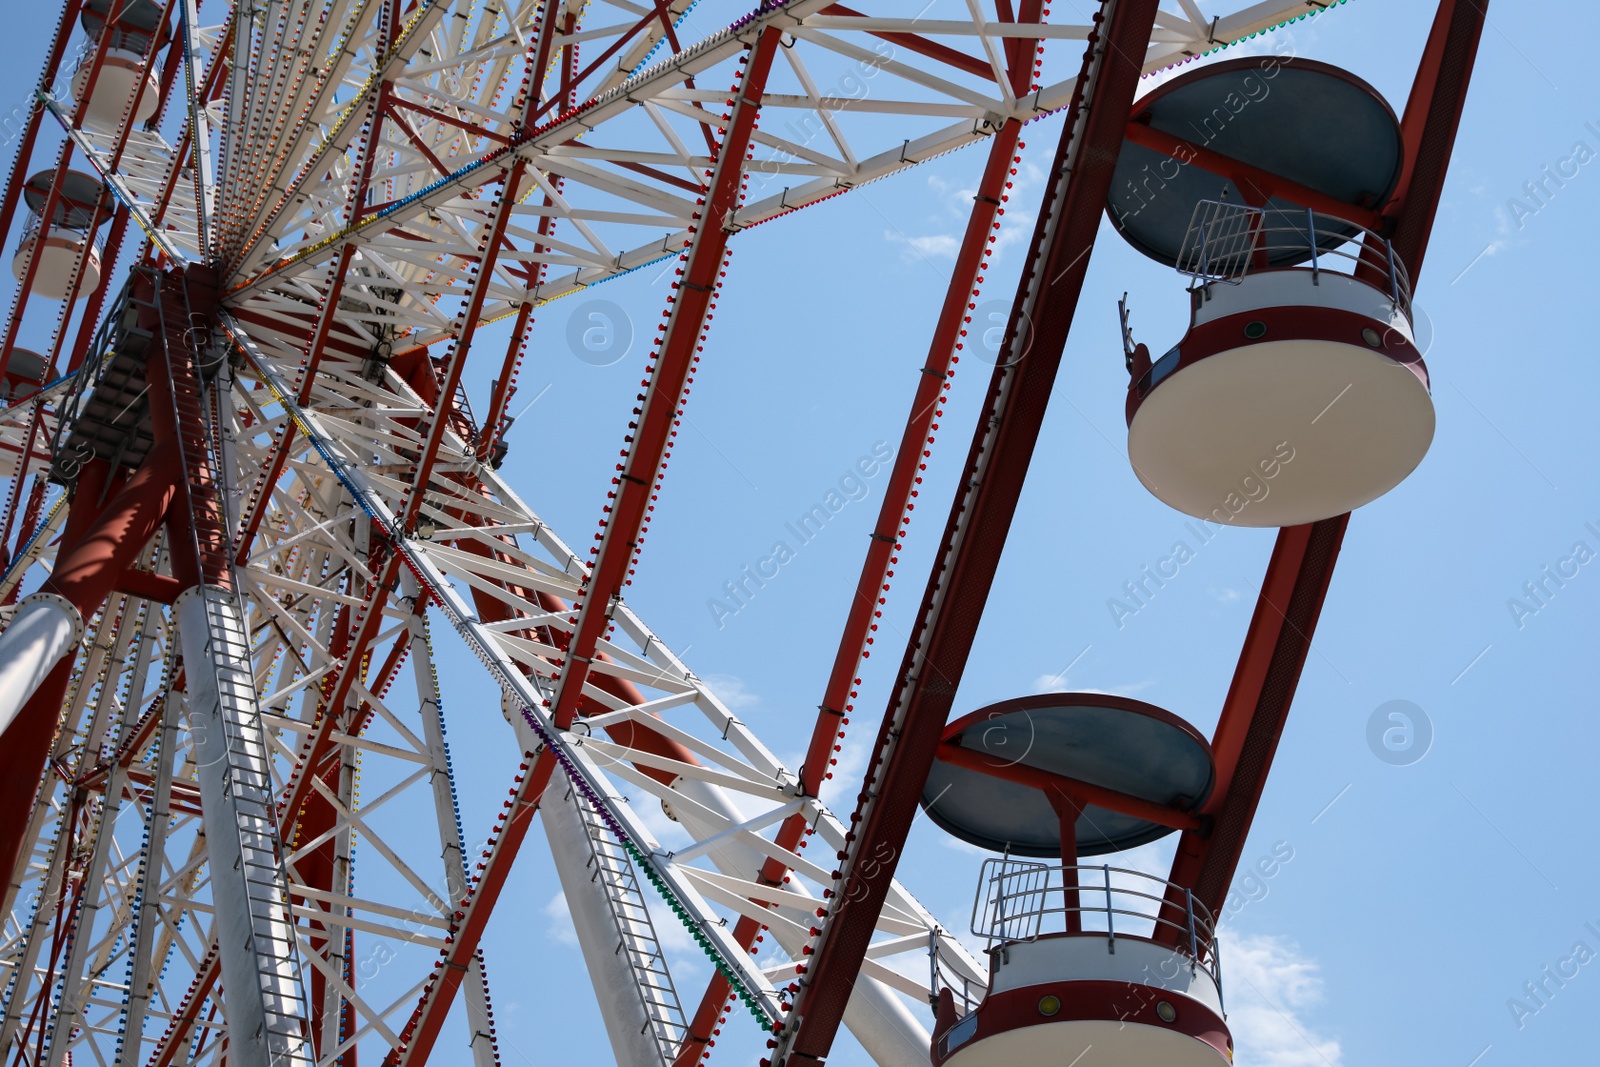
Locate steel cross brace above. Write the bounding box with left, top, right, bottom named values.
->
left=221, top=310, right=787, bottom=1033
left=264, top=74, right=543, bottom=858
left=232, top=40, right=394, bottom=565
left=769, top=1, right=1163, bottom=1061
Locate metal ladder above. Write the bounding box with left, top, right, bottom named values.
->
left=193, top=585, right=314, bottom=1061
left=571, top=788, right=690, bottom=1064
left=157, top=277, right=314, bottom=1066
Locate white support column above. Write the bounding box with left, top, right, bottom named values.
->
left=541, top=769, right=671, bottom=1067
left=0, top=592, right=83, bottom=737
left=177, top=584, right=313, bottom=1067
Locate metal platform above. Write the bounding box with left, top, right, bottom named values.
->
left=47, top=282, right=157, bottom=484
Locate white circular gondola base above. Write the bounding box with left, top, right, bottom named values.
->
left=1128, top=338, right=1433, bottom=527
left=945, top=1018, right=1229, bottom=1067
left=12, top=230, right=102, bottom=302
left=71, top=48, right=161, bottom=128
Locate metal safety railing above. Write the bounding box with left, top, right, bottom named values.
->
left=1175, top=199, right=1412, bottom=319
left=83, top=26, right=161, bottom=56
left=971, top=860, right=1221, bottom=990
left=930, top=929, right=985, bottom=1017
left=16, top=208, right=108, bottom=255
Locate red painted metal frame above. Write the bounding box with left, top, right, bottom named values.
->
left=1387, top=0, right=1489, bottom=278
left=233, top=15, right=712, bottom=1063
left=227, top=15, right=574, bottom=1056
left=1158, top=0, right=1489, bottom=934
left=1156, top=518, right=1345, bottom=937
left=232, top=4, right=398, bottom=562
left=543, top=28, right=782, bottom=730
left=672, top=58, right=1036, bottom=1067
left=933, top=740, right=1204, bottom=835
left=771, top=2, right=1161, bottom=1061
left=1121, top=120, right=1385, bottom=232
left=477, top=1, right=577, bottom=462
left=820, top=4, right=996, bottom=82
left=0, top=445, right=180, bottom=904
left=0, top=0, right=1492, bottom=1062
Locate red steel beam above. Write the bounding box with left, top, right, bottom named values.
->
left=144, top=943, right=223, bottom=1067
left=271, top=147, right=539, bottom=831
left=1386, top=0, right=1489, bottom=276
left=0, top=444, right=182, bottom=909
left=935, top=740, right=1203, bottom=834
left=265, top=57, right=580, bottom=1057
left=394, top=31, right=785, bottom=1061
left=772, top=3, right=1161, bottom=1062
left=385, top=548, right=715, bottom=1066
left=673, top=116, right=1028, bottom=1067
left=384, top=747, right=551, bottom=1067
left=1121, top=121, right=1385, bottom=232
left=233, top=65, right=390, bottom=563
left=1157, top=519, right=1344, bottom=936
left=473, top=0, right=574, bottom=457
left=798, top=121, right=1024, bottom=793
left=1159, top=0, right=1489, bottom=931
left=818, top=4, right=996, bottom=82
left=255, top=33, right=582, bottom=1044
left=544, top=28, right=781, bottom=729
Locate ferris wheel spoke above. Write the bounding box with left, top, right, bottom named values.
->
left=224, top=0, right=703, bottom=273
left=0, top=593, right=201, bottom=1067
left=226, top=0, right=1317, bottom=323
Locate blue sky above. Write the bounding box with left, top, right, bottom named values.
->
left=7, top=0, right=1599, bottom=1064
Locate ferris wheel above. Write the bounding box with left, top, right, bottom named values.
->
left=0, top=0, right=1489, bottom=1065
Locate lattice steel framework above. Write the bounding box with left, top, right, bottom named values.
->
left=0, top=1, right=1462, bottom=1066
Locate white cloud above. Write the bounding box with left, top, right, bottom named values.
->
left=1031, top=676, right=1156, bottom=697
left=819, top=726, right=870, bottom=812
left=1211, top=586, right=1243, bottom=604
left=543, top=891, right=578, bottom=946
left=886, top=229, right=961, bottom=262
left=1226, top=933, right=1344, bottom=1067
left=702, top=672, right=760, bottom=711
left=885, top=159, right=1043, bottom=267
